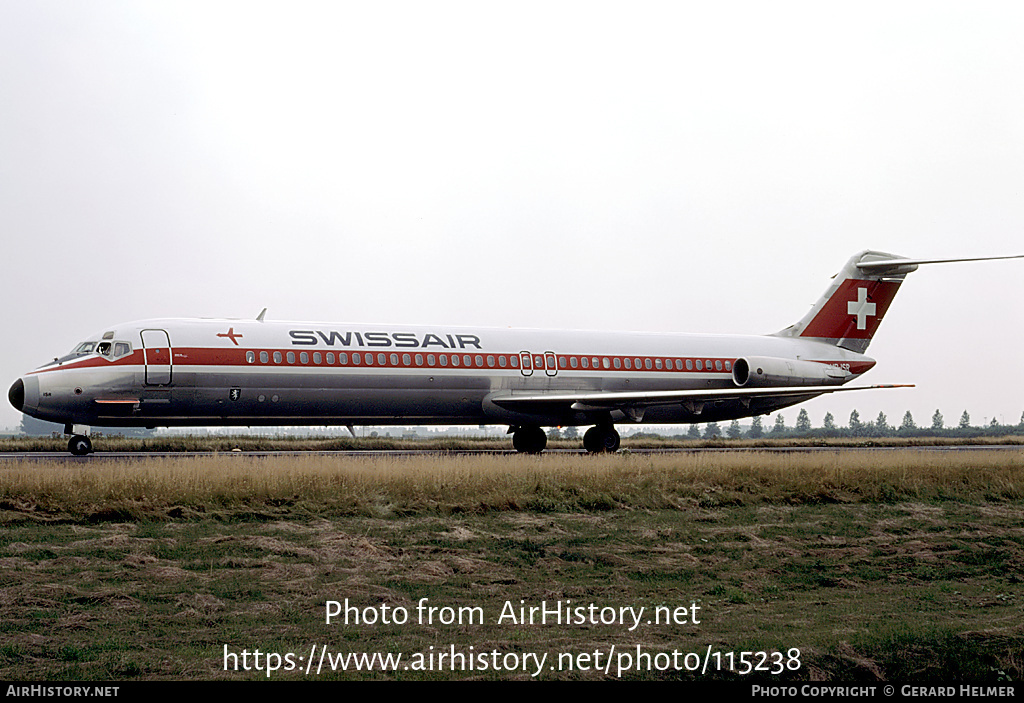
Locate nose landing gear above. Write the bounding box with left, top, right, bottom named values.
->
left=64, top=424, right=93, bottom=456
left=68, top=435, right=93, bottom=456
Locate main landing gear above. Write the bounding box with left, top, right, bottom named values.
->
left=510, top=424, right=621, bottom=454
left=583, top=424, right=620, bottom=453
left=511, top=425, right=547, bottom=454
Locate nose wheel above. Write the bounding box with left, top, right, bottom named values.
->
left=68, top=435, right=93, bottom=456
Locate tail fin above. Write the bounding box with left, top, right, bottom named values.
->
left=773, top=250, right=1023, bottom=353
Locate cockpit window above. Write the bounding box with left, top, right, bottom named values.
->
left=54, top=340, right=102, bottom=365
left=94, top=341, right=132, bottom=359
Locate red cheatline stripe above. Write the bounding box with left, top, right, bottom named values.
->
left=807, top=359, right=876, bottom=375
left=27, top=351, right=147, bottom=374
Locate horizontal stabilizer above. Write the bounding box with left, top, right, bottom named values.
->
left=856, top=254, right=1024, bottom=274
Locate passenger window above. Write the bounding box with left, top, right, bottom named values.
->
left=300, top=352, right=309, bottom=364
left=287, top=352, right=296, bottom=364
left=313, top=352, right=322, bottom=364
left=259, top=351, right=268, bottom=363
left=246, top=351, right=256, bottom=364
left=273, top=352, right=282, bottom=363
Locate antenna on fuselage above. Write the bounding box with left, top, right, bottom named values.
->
left=256, top=308, right=267, bottom=322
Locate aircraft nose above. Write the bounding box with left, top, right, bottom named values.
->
left=9, top=378, right=25, bottom=413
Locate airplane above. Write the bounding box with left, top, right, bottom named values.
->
left=8, top=250, right=1022, bottom=456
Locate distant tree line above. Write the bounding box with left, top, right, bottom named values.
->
left=647, top=409, right=1024, bottom=440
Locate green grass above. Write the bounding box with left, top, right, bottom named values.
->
left=0, top=451, right=1021, bottom=680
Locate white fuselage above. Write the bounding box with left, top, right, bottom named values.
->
left=15, top=318, right=874, bottom=430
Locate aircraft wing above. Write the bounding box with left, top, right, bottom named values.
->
left=490, top=384, right=913, bottom=412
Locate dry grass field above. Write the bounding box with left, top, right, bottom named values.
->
left=1, top=450, right=1022, bottom=680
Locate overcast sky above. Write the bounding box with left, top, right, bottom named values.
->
left=2, top=1, right=1022, bottom=432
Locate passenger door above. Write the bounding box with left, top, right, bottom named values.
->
left=141, top=329, right=172, bottom=385
left=519, top=351, right=558, bottom=377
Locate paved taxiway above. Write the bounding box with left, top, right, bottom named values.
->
left=1, top=445, right=1020, bottom=465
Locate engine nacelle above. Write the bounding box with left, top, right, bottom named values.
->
left=732, top=356, right=849, bottom=388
